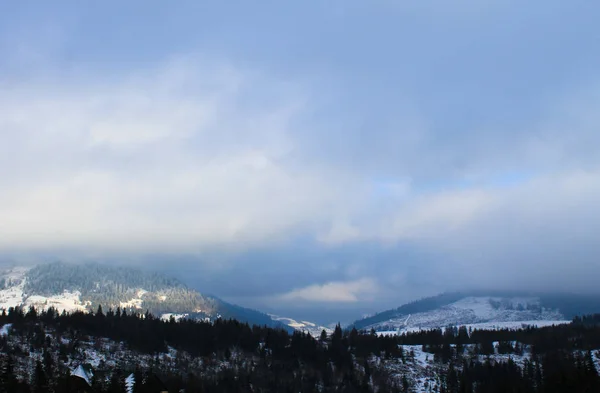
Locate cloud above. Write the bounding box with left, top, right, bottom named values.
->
left=2, top=0, right=600, bottom=322
left=3, top=53, right=600, bottom=305
left=0, top=58, right=362, bottom=253
left=278, top=278, right=378, bottom=303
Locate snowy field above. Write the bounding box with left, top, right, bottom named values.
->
left=368, top=296, right=567, bottom=332
left=269, top=314, right=333, bottom=337
left=377, top=319, right=570, bottom=336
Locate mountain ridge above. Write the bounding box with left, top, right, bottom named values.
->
left=0, top=262, right=291, bottom=331
left=351, top=290, right=600, bottom=332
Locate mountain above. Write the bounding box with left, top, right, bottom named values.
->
left=0, top=262, right=290, bottom=331
left=351, top=291, right=600, bottom=332
left=268, top=314, right=333, bottom=337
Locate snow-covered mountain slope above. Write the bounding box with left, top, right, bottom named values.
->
left=0, top=263, right=288, bottom=330
left=352, top=294, right=575, bottom=332
left=376, top=320, right=571, bottom=337
left=0, top=267, right=88, bottom=313
left=268, top=314, right=333, bottom=337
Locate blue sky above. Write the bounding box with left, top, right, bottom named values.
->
left=1, top=1, right=600, bottom=323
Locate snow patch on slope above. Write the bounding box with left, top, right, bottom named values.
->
left=25, top=291, right=88, bottom=313
left=0, top=267, right=29, bottom=310
left=120, top=298, right=143, bottom=309
left=161, top=313, right=189, bottom=322
left=118, top=289, right=149, bottom=309
left=0, top=324, right=12, bottom=336
left=0, top=267, right=88, bottom=313
left=365, top=296, right=565, bottom=332
left=269, top=315, right=333, bottom=337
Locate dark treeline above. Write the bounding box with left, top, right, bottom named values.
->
left=394, top=319, right=600, bottom=357
left=441, top=351, right=599, bottom=393
left=392, top=316, right=600, bottom=393
left=0, top=306, right=404, bottom=393
left=0, top=307, right=599, bottom=392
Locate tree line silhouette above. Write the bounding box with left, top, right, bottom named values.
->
left=0, top=306, right=599, bottom=392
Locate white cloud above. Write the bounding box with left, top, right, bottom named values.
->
left=0, top=58, right=359, bottom=252
left=278, top=278, right=378, bottom=303
left=3, top=55, right=600, bottom=285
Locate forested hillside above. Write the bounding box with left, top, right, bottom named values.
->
left=23, top=262, right=214, bottom=316
left=0, top=305, right=599, bottom=392
left=1, top=263, right=288, bottom=331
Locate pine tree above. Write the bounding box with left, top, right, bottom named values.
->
left=401, top=375, right=409, bottom=392
left=320, top=329, right=328, bottom=342
left=585, top=350, right=598, bottom=377
left=0, top=355, right=17, bottom=393
left=42, top=350, right=55, bottom=393
left=33, top=360, right=48, bottom=393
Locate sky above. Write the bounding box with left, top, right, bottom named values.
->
left=1, top=1, right=600, bottom=324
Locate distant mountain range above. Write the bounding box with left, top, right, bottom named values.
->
left=350, top=290, right=600, bottom=332
left=0, top=262, right=291, bottom=331
left=4, top=263, right=599, bottom=336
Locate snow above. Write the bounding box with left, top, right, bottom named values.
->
left=119, top=290, right=148, bottom=309
left=376, top=331, right=399, bottom=337
left=119, top=297, right=144, bottom=309
left=161, top=313, right=188, bottom=322
left=269, top=314, right=333, bottom=337
left=452, top=297, right=499, bottom=319
left=366, top=296, right=566, bottom=332
left=25, top=291, right=87, bottom=313
left=0, top=324, right=12, bottom=336
left=82, top=348, right=105, bottom=367
left=0, top=267, right=89, bottom=313
left=373, top=341, right=545, bottom=392
left=0, top=267, right=188, bottom=318
left=378, top=320, right=570, bottom=336
left=0, top=267, right=30, bottom=310
left=72, top=365, right=92, bottom=385
left=126, top=373, right=135, bottom=393
left=459, top=320, right=569, bottom=331
left=375, top=344, right=440, bottom=392
left=406, top=345, right=429, bottom=365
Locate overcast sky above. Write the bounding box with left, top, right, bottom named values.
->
left=1, top=1, right=600, bottom=324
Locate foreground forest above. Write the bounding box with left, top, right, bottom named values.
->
left=0, top=306, right=598, bottom=392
